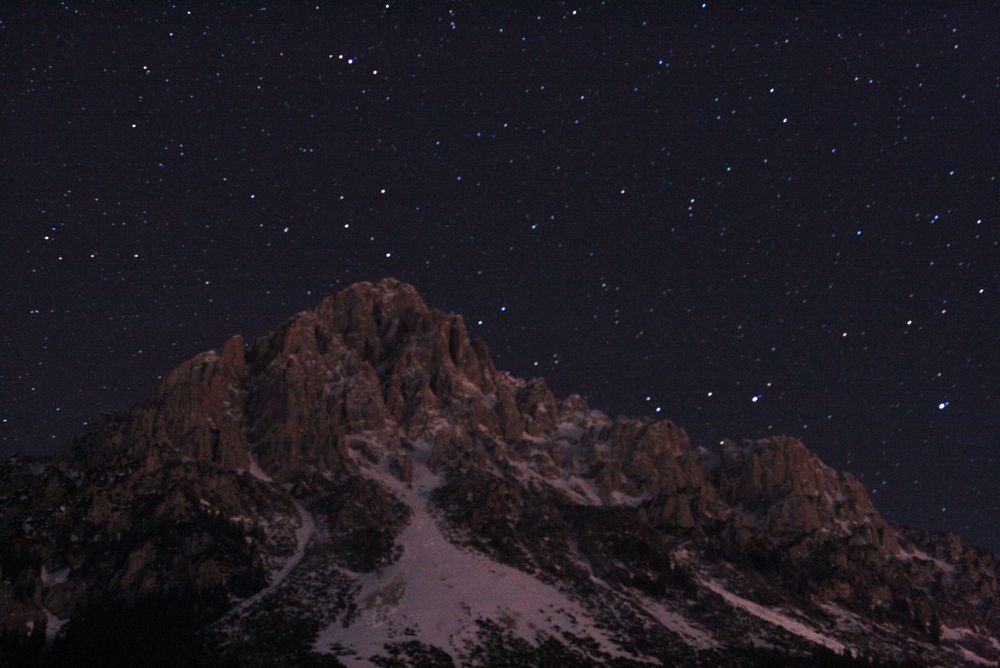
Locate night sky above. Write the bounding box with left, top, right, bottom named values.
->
left=2, top=3, right=998, bottom=550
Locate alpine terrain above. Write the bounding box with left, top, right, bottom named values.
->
left=1, top=279, right=997, bottom=667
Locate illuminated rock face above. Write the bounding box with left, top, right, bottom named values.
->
left=1, top=279, right=997, bottom=666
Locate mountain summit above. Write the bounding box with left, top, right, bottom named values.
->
left=1, top=278, right=997, bottom=666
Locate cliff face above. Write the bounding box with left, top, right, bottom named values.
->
left=1, top=278, right=996, bottom=667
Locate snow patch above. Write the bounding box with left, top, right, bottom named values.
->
left=941, top=626, right=999, bottom=666
left=702, top=579, right=845, bottom=653
left=45, top=610, right=67, bottom=640
left=564, top=474, right=604, bottom=505
left=909, top=547, right=955, bottom=572
left=897, top=546, right=955, bottom=572
left=608, top=489, right=649, bottom=507
left=959, top=647, right=995, bottom=666
left=314, top=454, right=633, bottom=664
left=230, top=497, right=315, bottom=615
left=942, top=626, right=972, bottom=642
left=556, top=422, right=585, bottom=441
left=246, top=450, right=273, bottom=483
left=41, top=567, right=70, bottom=586
left=639, top=596, right=719, bottom=650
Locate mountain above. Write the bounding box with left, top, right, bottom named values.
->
left=1, top=278, right=997, bottom=667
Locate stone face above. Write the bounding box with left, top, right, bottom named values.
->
left=712, top=436, right=895, bottom=549
left=0, top=278, right=996, bottom=666
left=154, top=334, right=251, bottom=469
left=515, top=378, right=560, bottom=436
left=313, top=477, right=411, bottom=572
left=69, top=335, right=251, bottom=471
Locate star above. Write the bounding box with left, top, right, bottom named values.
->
left=1, top=0, right=995, bottom=553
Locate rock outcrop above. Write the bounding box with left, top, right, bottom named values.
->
left=0, top=278, right=996, bottom=667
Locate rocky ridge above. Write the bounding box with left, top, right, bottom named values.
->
left=0, top=278, right=996, bottom=667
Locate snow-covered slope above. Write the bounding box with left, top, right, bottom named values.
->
left=313, top=450, right=632, bottom=664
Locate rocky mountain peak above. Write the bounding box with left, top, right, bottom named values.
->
left=1, top=278, right=996, bottom=667
left=69, top=279, right=553, bottom=482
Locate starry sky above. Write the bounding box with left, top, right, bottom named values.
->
left=2, top=3, right=998, bottom=550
